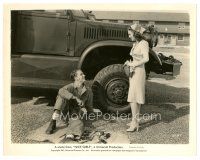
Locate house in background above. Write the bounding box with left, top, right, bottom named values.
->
left=92, top=11, right=190, bottom=46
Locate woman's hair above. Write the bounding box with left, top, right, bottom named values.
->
left=70, top=69, right=80, bottom=80
left=128, top=27, right=144, bottom=42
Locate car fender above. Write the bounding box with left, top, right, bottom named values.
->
left=78, top=40, right=162, bottom=68
left=149, top=48, right=162, bottom=66
left=78, top=40, right=132, bottom=68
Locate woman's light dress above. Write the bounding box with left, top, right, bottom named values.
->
left=127, top=40, right=149, bottom=104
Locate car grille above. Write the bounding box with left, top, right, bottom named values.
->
left=84, top=27, right=128, bottom=40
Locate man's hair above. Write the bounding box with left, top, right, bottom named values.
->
left=70, top=69, right=80, bottom=81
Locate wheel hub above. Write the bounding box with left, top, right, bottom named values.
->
left=106, top=78, right=129, bottom=105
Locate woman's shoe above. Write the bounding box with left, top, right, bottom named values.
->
left=126, top=123, right=139, bottom=132
left=127, top=118, right=141, bottom=126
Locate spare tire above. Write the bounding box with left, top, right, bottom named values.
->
left=92, top=64, right=130, bottom=114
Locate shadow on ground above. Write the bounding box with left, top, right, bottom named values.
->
left=149, top=72, right=176, bottom=80
left=11, top=87, right=58, bottom=105
left=146, top=81, right=189, bottom=103
left=139, top=103, right=189, bottom=129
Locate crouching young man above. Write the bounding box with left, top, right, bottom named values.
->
left=46, top=69, right=94, bottom=134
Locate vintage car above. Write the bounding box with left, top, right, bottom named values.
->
left=11, top=10, right=182, bottom=113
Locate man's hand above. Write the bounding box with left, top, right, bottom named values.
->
left=72, top=95, right=84, bottom=106
left=81, top=107, right=87, bottom=114
left=75, top=97, right=84, bottom=106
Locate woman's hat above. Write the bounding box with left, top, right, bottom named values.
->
left=130, top=23, right=146, bottom=34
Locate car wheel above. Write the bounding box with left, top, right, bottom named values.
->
left=92, top=64, right=130, bottom=114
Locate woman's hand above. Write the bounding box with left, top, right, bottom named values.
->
left=125, top=60, right=133, bottom=66
left=124, top=60, right=130, bottom=66
left=126, top=60, right=136, bottom=68
left=130, top=66, right=135, bottom=72
left=124, top=60, right=134, bottom=67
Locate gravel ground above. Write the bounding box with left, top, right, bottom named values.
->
left=11, top=100, right=53, bottom=143
left=11, top=80, right=189, bottom=144
left=11, top=51, right=190, bottom=144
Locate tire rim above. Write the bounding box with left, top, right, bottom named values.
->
left=105, top=77, right=129, bottom=106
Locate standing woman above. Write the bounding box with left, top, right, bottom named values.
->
left=125, top=24, right=149, bottom=132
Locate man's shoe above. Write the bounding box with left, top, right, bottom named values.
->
left=46, top=120, right=56, bottom=134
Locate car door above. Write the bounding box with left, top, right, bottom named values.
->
left=11, top=10, right=78, bottom=88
